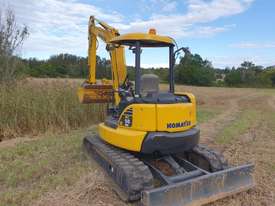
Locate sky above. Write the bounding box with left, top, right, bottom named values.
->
left=1, top=0, right=275, bottom=68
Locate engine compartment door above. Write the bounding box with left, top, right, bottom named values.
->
left=156, top=103, right=196, bottom=132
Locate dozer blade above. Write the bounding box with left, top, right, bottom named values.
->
left=141, top=164, right=254, bottom=206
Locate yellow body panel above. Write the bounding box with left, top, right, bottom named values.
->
left=99, top=93, right=197, bottom=152
left=99, top=123, right=146, bottom=152
left=118, top=93, right=197, bottom=132
left=175, top=92, right=197, bottom=125
left=175, top=92, right=196, bottom=104
left=156, top=103, right=195, bottom=132
left=119, top=104, right=157, bottom=131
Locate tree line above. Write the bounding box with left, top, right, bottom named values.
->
left=222, top=62, right=275, bottom=88
left=18, top=53, right=275, bottom=88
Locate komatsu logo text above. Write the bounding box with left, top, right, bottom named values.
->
left=167, top=121, right=191, bottom=129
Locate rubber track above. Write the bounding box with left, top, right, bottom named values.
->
left=186, top=144, right=228, bottom=172
left=83, top=135, right=154, bottom=201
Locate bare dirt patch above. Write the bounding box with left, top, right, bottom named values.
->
left=205, top=92, right=275, bottom=206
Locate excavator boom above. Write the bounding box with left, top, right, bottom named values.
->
left=78, top=16, right=127, bottom=105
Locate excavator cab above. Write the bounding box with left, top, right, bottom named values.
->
left=81, top=16, right=254, bottom=206
left=110, top=29, right=177, bottom=99
left=97, top=30, right=200, bottom=154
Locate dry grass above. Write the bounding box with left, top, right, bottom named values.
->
left=0, top=78, right=105, bottom=140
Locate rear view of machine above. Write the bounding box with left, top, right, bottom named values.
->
left=79, top=16, right=255, bottom=206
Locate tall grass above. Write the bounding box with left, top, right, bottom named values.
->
left=0, top=78, right=104, bottom=140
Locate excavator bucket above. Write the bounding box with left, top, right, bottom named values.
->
left=78, top=83, right=113, bottom=104
left=141, top=164, right=254, bottom=206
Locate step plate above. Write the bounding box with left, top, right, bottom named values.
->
left=141, top=164, right=254, bottom=206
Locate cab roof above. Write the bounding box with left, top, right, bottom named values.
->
left=109, top=29, right=174, bottom=47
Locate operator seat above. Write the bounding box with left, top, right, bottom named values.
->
left=140, top=74, right=159, bottom=98
left=140, top=73, right=190, bottom=104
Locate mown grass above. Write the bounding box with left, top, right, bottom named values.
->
left=197, top=107, right=220, bottom=123
left=0, top=128, right=95, bottom=206
left=0, top=78, right=104, bottom=140
left=216, top=110, right=259, bottom=144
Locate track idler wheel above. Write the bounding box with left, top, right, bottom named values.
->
left=184, top=144, right=228, bottom=172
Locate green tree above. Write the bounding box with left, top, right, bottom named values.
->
left=0, top=9, right=29, bottom=83
left=175, top=53, right=215, bottom=86
left=224, top=69, right=242, bottom=86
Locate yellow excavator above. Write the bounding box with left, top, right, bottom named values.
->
left=79, top=16, right=254, bottom=206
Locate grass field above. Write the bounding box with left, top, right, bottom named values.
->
left=0, top=79, right=275, bottom=206
left=0, top=78, right=105, bottom=140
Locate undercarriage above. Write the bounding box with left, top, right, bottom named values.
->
left=83, top=136, right=254, bottom=206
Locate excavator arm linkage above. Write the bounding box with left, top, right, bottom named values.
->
left=78, top=16, right=127, bottom=105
